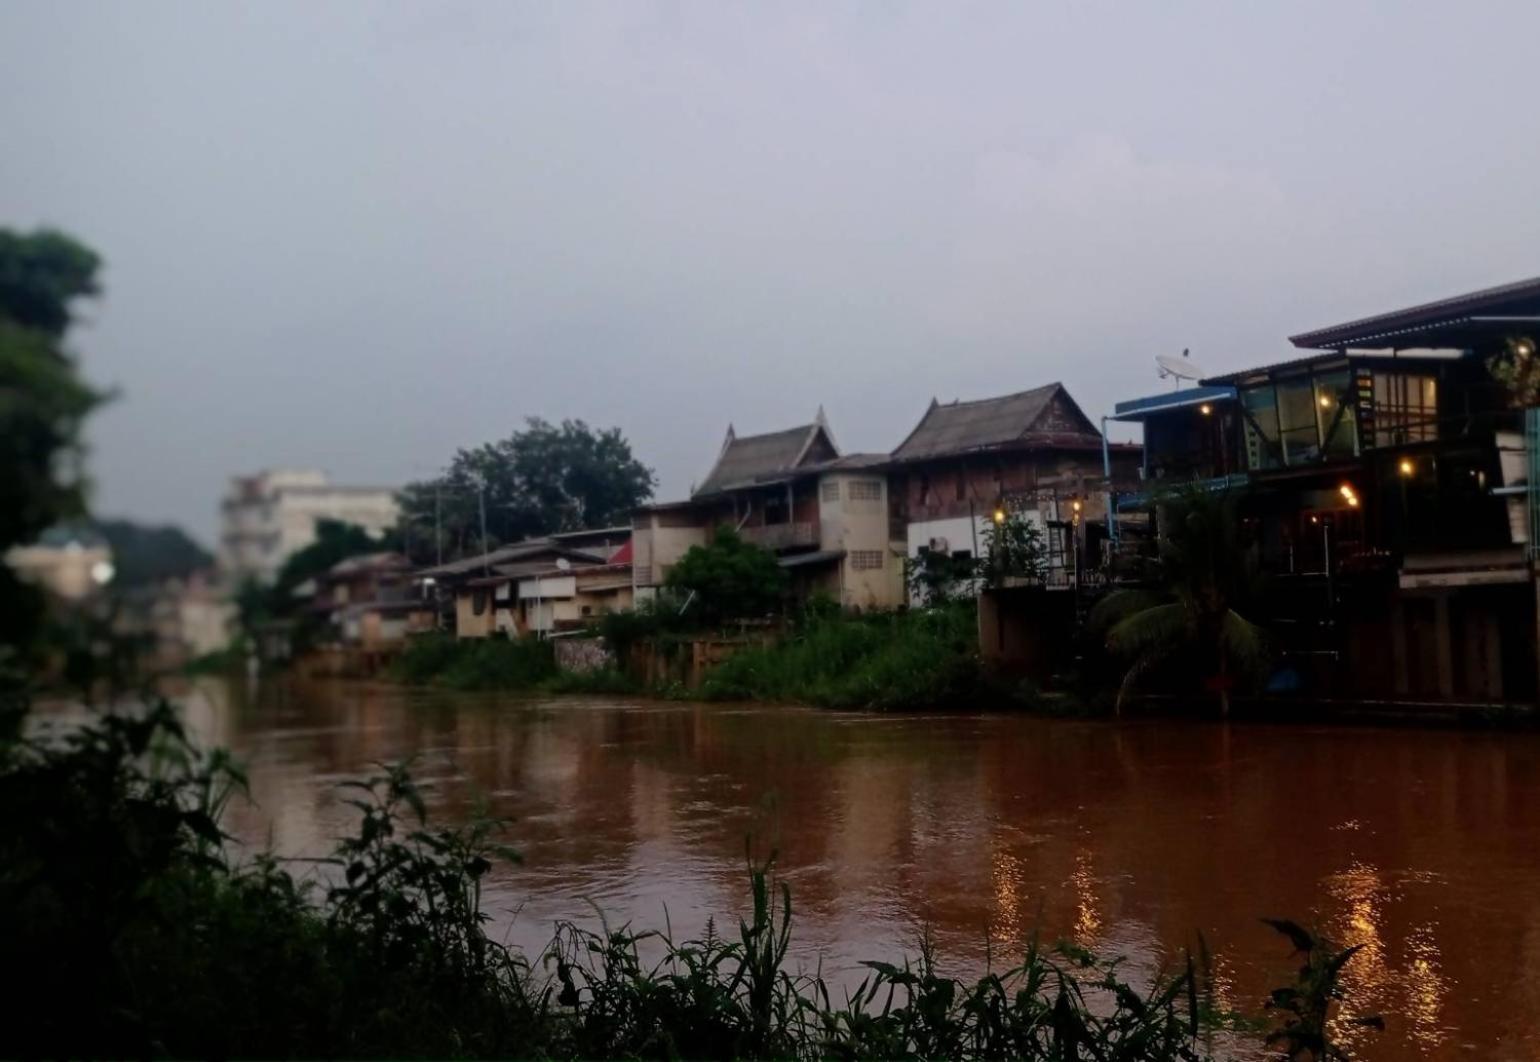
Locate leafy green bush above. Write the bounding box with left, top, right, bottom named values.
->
left=392, top=633, right=557, bottom=690
left=699, top=604, right=987, bottom=710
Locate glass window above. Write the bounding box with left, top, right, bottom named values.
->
left=1313, top=369, right=1357, bottom=458
left=1241, top=385, right=1282, bottom=470
left=1277, top=376, right=1320, bottom=465
left=821, top=480, right=841, bottom=502
left=1373, top=374, right=1438, bottom=446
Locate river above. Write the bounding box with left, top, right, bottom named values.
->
left=181, top=676, right=1540, bottom=1060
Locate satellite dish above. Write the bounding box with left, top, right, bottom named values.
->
left=1155, top=348, right=1206, bottom=388
left=555, top=557, right=571, bottom=571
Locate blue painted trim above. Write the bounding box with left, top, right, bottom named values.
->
left=1111, top=385, right=1238, bottom=421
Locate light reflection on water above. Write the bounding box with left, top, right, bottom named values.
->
left=149, top=677, right=1540, bottom=1060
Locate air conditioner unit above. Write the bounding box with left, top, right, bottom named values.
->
left=928, top=536, right=950, bottom=553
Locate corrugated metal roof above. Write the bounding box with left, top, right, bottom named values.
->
left=1289, top=275, right=1540, bottom=350
left=1112, top=386, right=1237, bottom=421
left=416, top=540, right=603, bottom=580
left=889, top=383, right=1100, bottom=462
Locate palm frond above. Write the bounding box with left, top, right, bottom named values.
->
left=1086, top=588, right=1168, bottom=632
left=1107, top=602, right=1190, bottom=658
left=1219, top=609, right=1270, bottom=677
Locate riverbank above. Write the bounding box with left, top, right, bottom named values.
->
left=384, top=607, right=1094, bottom=714
left=5, top=698, right=1368, bottom=1059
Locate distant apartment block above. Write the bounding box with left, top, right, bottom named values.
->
left=219, top=469, right=399, bottom=583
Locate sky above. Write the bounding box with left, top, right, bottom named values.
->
left=3, top=1, right=1538, bottom=544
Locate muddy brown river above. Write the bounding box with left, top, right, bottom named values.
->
left=179, top=676, right=1540, bottom=1060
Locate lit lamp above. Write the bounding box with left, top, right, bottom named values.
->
left=1339, top=483, right=1360, bottom=508
left=1517, top=337, right=1536, bottom=358
left=992, top=507, right=1006, bottom=525
left=1398, top=457, right=1415, bottom=477
left=1199, top=403, right=1212, bottom=416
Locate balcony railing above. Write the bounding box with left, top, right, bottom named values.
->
left=740, top=521, right=818, bottom=551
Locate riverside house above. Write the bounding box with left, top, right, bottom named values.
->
left=631, top=411, right=907, bottom=610
left=1112, top=276, right=1540, bottom=707
left=887, top=383, right=1141, bottom=593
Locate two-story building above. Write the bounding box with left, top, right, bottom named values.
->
left=631, top=411, right=906, bottom=610
left=1112, top=276, right=1540, bottom=706
left=888, top=383, right=1140, bottom=590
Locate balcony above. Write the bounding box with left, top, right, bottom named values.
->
left=740, top=521, right=818, bottom=551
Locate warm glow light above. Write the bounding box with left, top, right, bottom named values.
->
left=1319, top=394, right=1333, bottom=408
left=1339, top=484, right=1354, bottom=499
left=1399, top=458, right=1415, bottom=477
left=1199, top=403, right=1212, bottom=415
left=1310, top=515, right=1320, bottom=524
left=1347, top=495, right=1360, bottom=507
left=993, top=508, right=1006, bottom=524
left=1071, top=499, right=1082, bottom=513
left=1517, top=337, right=1536, bottom=357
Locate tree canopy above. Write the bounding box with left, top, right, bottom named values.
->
left=0, top=228, right=105, bottom=653
left=93, top=519, right=213, bottom=588
left=398, top=418, right=656, bottom=563
left=665, top=526, right=786, bottom=625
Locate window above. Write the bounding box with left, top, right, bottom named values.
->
left=1241, top=385, right=1282, bottom=470
left=1276, top=376, right=1320, bottom=465
left=848, top=480, right=882, bottom=501
left=1313, top=369, right=1357, bottom=458
left=821, top=480, right=841, bottom=502
left=1373, top=374, right=1438, bottom=446
left=850, top=550, right=884, bottom=571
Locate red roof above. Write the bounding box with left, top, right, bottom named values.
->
left=608, top=539, right=633, bottom=565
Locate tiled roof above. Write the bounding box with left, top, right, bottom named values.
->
left=694, top=420, right=836, bottom=496
left=889, top=383, right=1100, bottom=462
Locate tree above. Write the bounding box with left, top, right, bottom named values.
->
left=0, top=228, right=105, bottom=653
left=271, top=519, right=386, bottom=604
left=981, top=510, right=1047, bottom=587
left=905, top=548, right=976, bottom=607
left=397, top=418, right=656, bottom=563
left=1088, top=487, right=1268, bottom=716
left=665, top=526, right=786, bottom=625
left=93, top=519, right=213, bottom=588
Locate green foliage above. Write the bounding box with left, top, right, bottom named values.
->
left=981, top=510, right=1047, bottom=587
left=1485, top=335, right=1540, bottom=408
left=542, top=667, right=640, bottom=695
left=0, top=702, right=1376, bottom=1059
left=272, top=518, right=387, bottom=602
left=93, top=517, right=213, bottom=587
left=391, top=633, right=558, bottom=690
left=905, top=547, right=978, bottom=606
left=398, top=417, right=656, bottom=563
left=1089, top=487, right=1269, bottom=715
left=1262, top=920, right=1384, bottom=1061
left=699, top=605, right=985, bottom=710
left=665, top=526, right=788, bottom=625
left=0, top=228, right=106, bottom=655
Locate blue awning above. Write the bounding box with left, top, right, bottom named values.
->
left=1111, top=385, right=1237, bottom=422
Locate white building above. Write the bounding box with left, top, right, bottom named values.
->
left=218, top=469, right=399, bottom=583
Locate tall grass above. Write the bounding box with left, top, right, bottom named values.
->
left=0, top=703, right=1376, bottom=1058
left=699, top=604, right=988, bottom=710
left=392, top=632, right=558, bottom=690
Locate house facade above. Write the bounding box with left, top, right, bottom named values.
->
left=887, top=384, right=1140, bottom=592
left=1112, top=276, right=1540, bottom=705
left=631, top=412, right=906, bottom=610
left=219, top=469, right=399, bottom=584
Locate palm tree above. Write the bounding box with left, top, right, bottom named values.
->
left=1091, top=486, right=1268, bottom=716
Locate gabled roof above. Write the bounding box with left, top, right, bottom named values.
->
left=326, top=551, right=410, bottom=578
left=693, top=409, right=839, bottom=496
left=889, top=383, right=1101, bottom=463
left=1289, top=275, right=1540, bottom=350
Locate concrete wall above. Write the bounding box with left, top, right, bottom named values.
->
left=631, top=514, right=707, bottom=588
left=455, top=588, right=496, bottom=638
left=817, top=472, right=905, bottom=608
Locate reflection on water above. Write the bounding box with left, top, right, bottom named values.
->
left=171, top=677, right=1540, bottom=1061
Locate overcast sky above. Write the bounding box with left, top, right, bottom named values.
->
left=3, top=1, right=1538, bottom=543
